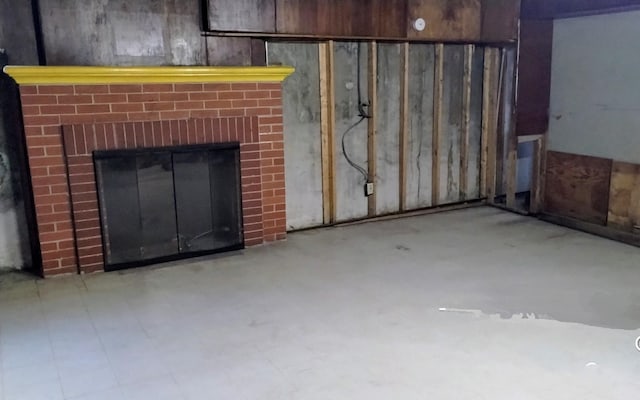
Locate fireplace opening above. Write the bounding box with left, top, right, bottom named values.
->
left=94, top=143, right=243, bottom=271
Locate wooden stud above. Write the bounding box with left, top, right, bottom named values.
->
left=319, top=41, right=336, bottom=224
left=482, top=47, right=500, bottom=203
left=460, top=44, right=474, bottom=200
left=480, top=47, right=491, bottom=198
left=530, top=137, right=544, bottom=214
left=506, top=140, right=518, bottom=209
left=367, top=41, right=377, bottom=217
left=494, top=49, right=506, bottom=200
left=399, top=42, right=409, bottom=212
left=505, top=47, right=518, bottom=210
left=432, top=43, right=444, bottom=206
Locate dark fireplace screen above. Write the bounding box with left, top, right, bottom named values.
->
left=94, top=143, right=243, bottom=270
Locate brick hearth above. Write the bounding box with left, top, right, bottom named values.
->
left=4, top=66, right=294, bottom=277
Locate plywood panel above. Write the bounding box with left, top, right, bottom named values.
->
left=608, top=161, right=640, bottom=231
left=208, top=0, right=275, bottom=32
left=544, top=151, right=613, bottom=225
left=268, top=42, right=323, bottom=230
left=407, top=0, right=481, bottom=41
left=480, top=0, right=520, bottom=42
left=276, top=0, right=406, bottom=38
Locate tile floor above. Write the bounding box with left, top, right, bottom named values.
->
left=1, top=207, right=639, bottom=399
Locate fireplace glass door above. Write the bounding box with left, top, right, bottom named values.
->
left=94, top=144, right=243, bottom=270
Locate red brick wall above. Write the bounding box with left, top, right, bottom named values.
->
left=18, top=82, right=286, bottom=277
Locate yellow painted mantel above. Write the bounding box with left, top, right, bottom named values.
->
left=2, top=66, right=295, bottom=85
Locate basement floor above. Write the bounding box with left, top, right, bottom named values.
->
left=1, top=207, right=639, bottom=399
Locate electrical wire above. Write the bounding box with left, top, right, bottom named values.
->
left=341, top=117, right=369, bottom=181
left=340, top=42, right=370, bottom=183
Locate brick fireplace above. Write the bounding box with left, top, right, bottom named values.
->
left=3, top=66, right=294, bottom=277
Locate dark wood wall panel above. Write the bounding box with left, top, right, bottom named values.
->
left=516, top=19, right=553, bottom=135
left=208, top=0, right=276, bottom=32
left=206, top=37, right=266, bottom=66
left=481, top=0, right=520, bottom=42
left=276, top=0, right=407, bottom=38
left=407, top=0, right=481, bottom=41
left=206, top=0, right=520, bottom=42
left=544, top=151, right=613, bottom=225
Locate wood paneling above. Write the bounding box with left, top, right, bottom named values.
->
left=206, top=37, right=266, bottom=66
left=522, top=0, right=640, bottom=19
left=276, top=0, right=406, bottom=38
left=544, top=151, right=613, bottom=225
left=608, top=161, right=640, bottom=232
left=481, top=0, right=520, bottom=42
left=208, top=0, right=276, bottom=32
left=516, top=19, right=553, bottom=136
left=407, top=0, right=481, bottom=41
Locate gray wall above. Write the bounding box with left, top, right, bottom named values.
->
left=267, top=42, right=324, bottom=230
left=334, top=42, right=369, bottom=222
left=548, top=10, right=640, bottom=164
left=406, top=44, right=435, bottom=210
left=375, top=43, right=402, bottom=215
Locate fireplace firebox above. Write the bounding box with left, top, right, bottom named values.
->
left=94, top=143, right=243, bottom=271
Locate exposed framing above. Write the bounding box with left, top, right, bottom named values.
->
left=460, top=44, right=474, bottom=200
left=432, top=43, right=444, bottom=206
left=319, top=41, right=337, bottom=224
left=367, top=41, right=378, bottom=216
left=481, top=47, right=501, bottom=203
left=399, top=42, right=410, bottom=212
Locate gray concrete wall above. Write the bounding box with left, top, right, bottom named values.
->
left=548, top=10, right=640, bottom=164
left=406, top=44, right=435, bottom=210
left=39, top=0, right=205, bottom=66
left=267, top=42, right=324, bottom=230
left=467, top=47, right=484, bottom=199
left=334, top=42, right=369, bottom=222
left=375, top=43, right=401, bottom=215
left=440, top=45, right=464, bottom=204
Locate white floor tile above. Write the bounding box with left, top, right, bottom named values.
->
left=1, top=208, right=640, bottom=399
left=58, top=365, right=118, bottom=399
left=3, top=377, right=64, bottom=400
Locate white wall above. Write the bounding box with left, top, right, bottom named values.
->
left=548, top=11, right=640, bottom=164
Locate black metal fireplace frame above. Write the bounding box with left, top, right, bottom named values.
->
left=92, top=142, right=245, bottom=272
